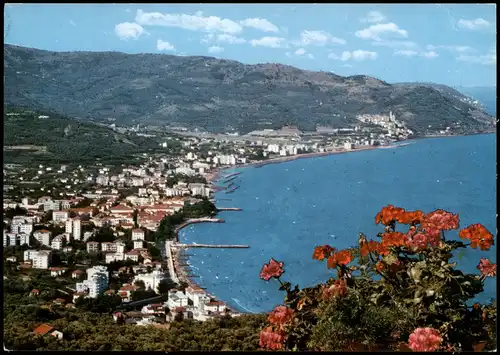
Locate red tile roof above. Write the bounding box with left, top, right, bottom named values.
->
left=34, top=324, right=54, bottom=336
left=31, top=289, right=40, bottom=293
left=132, top=229, right=144, bottom=233
left=174, top=307, right=185, bottom=313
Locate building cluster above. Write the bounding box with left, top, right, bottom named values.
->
left=356, top=111, right=413, bottom=139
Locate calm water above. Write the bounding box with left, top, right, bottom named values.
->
left=180, top=134, right=496, bottom=313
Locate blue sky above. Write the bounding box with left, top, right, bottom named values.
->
left=4, top=3, right=496, bottom=87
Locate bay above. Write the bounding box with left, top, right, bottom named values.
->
left=180, top=134, right=496, bottom=313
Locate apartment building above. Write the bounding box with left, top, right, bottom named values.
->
left=33, top=230, right=52, bottom=247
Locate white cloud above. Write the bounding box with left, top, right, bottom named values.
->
left=114, top=22, right=146, bottom=40
left=135, top=9, right=243, bottom=34
left=427, top=44, right=474, bottom=53
left=297, top=30, right=346, bottom=46
left=307, top=53, right=314, bottom=59
left=295, top=48, right=306, bottom=55
left=394, top=50, right=418, bottom=57
left=240, top=18, right=278, bottom=32
left=156, top=39, right=175, bottom=51
left=422, top=51, right=439, bottom=58
left=361, top=10, right=386, bottom=23
left=208, top=46, right=224, bottom=53
left=457, top=18, right=490, bottom=30
left=355, top=22, right=408, bottom=41
left=215, top=34, right=246, bottom=44
left=69, top=20, right=76, bottom=26
left=333, top=50, right=377, bottom=61
left=371, top=40, right=417, bottom=49
left=250, top=36, right=287, bottom=48
left=457, top=47, right=496, bottom=65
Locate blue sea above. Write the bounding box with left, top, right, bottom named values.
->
left=180, top=134, right=497, bottom=313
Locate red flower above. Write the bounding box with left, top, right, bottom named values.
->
left=375, top=261, right=385, bottom=272
left=380, top=232, right=408, bottom=254
left=259, top=326, right=286, bottom=350
left=260, top=258, right=285, bottom=281
left=322, top=279, right=348, bottom=300
left=268, top=305, right=294, bottom=329
left=477, top=258, right=497, bottom=278
left=327, top=249, right=353, bottom=269
left=312, top=245, right=335, bottom=261
left=421, top=209, right=459, bottom=231
left=360, top=240, right=382, bottom=257
left=407, top=228, right=441, bottom=251
left=375, top=205, right=405, bottom=225
left=397, top=210, right=425, bottom=225
left=408, top=327, right=443, bottom=352
left=459, top=224, right=495, bottom=251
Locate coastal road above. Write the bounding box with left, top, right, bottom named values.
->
left=164, top=241, right=180, bottom=285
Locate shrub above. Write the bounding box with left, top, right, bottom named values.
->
left=259, top=206, right=497, bottom=352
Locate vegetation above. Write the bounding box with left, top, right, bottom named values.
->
left=154, top=199, right=217, bottom=242
left=258, top=206, right=497, bottom=352
left=3, top=107, right=162, bottom=164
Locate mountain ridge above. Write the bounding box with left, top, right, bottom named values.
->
left=4, top=44, right=495, bottom=136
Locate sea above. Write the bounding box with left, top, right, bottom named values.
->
left=179, top=133, right=497, bottom=313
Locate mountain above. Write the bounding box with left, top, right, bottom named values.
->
left=455, top=86, right=496, bottom=116
left=3, top=107, right=162, bottom=165
left=4, top=44, right=495, bottom=136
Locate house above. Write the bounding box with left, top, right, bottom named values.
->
left=33, top=324, right=64, bottom=340
left=86, top=241, right=100, bottom=253
left=133, top=240, right=144, bottom=249
left=166, top=307, right=193, bottom=322
left=133, top=270, right=166, bottom=292
left=131, top=228, right=145, bottom=241
left=6, top=256, right=17, bottom=263
left=109, top=204, right=134, bottom=215
left=166, top=289, right=189, bottom=310
left=49, top=267, right=67, bottom=277
left=105, top=252, right=125, bottom=264
left=72, top=269, right=85, bottom=279
left=204, top=300, right=227, bottom=313
left=141, top=303, right=166, bottom=315
left=118, top=284, right=138, bottom=302
left=52, top=211, right=69, bottom=222
left=101, top=242, right=117, bottom=253
left=30, top=289, right=40, bottom=297
left=33, top=230, right=52, bottom=247
left=125, top=250, right=140, bottom=262
left=73, top=292, right=85, bottom=303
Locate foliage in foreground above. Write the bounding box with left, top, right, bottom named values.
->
left=259, top=206, right=497, bottom=352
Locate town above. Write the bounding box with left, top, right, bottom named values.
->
left=4, top=109, right=410, bottom=338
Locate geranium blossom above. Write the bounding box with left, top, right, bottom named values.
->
left=327, top=249, right=353, bottom=269
left=422, top=209, right=459, bottom=231
left=312, top=245, right=335, bottom=261
left=375, top=205, right=405, bottom=225
left=259, top=326, right=286, bottom=350
left=397, top=210, right=425, bottom=225
left=408, top=327, right=443, bottom=352
left=268, top=305, right=295, bottom=329
left=459, top=224, right=495, bottom=251
left=380, top=232, right=408, bottom=255
left=322, top=279, right=348, bottom=300
left=477, top=258, right=497, bottom=278
left=360, top=239, right=382, bottom=257
left=260, top=258, right=285, bottom=281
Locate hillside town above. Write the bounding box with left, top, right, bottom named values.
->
left=3, top=112, right=407, bottom=333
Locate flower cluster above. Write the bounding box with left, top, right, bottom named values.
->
left=477, top=258, right=497, bottom=278
left=258, top=205, right=496, bottom=352
left=260, top=258, right=285, bottom=281
left=459, top=224, right=495, bottom=250
left=408, top=327, right=443, bottom=352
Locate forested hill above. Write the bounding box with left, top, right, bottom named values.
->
left=3, top=107, right=161, bottom=164
left=4, top=44, right=496, bottom=135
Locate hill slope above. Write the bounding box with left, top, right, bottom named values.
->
left=4, top=44, right=495, bottom=136
left=3, top=107, right=160, bottom=164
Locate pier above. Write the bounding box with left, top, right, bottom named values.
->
left=172, top=243, right=249, bottom=249
left=217, top=207, right=243, bottom=211
left=174, top=218, right=225, bottom=238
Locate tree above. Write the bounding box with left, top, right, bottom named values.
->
left=5, top=206, right=28, bottom=219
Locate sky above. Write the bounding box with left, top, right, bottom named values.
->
left=4, top=3, right=496, bottom=87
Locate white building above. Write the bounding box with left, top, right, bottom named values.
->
left=87, top=241, right=100, bottom=253
left=24, top=250, right=52, bottom=269
left=125, top=250, right=140, bottom=262
left=132, top=229, right=145, bottom=241
left=51, top=235, right=66, bottom=250
left=101, top=242, right=117, bottom=253
left=133, top=240, right=144, bottom=249
left=105, top=252, right=125, bottom=264
left=133, top=270, right=167, bottom=293
left=267, top=144, right=280, bottom=153
left=33, top=230, right=52, bottom=247
left=344, top=142, right=354, bottom=150
left=116, top=241, right=126, bottom=254
left=52, top=211, right=69, bottom=222
left=76, top=272, right=108, bottom=298
left=4, top=233, right=18, bottom=247
left=73, top=218, right=81, bottom=240
left=166, top=289, right=189, bottom=310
